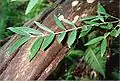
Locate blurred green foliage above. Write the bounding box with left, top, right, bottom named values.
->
left=0, top=0, right=49, bottom=45
left=0, top=0, right=26, bottom=40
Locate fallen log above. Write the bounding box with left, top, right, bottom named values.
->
left=0, top=0, right=119, bottom=80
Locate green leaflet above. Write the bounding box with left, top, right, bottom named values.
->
left=25, top=0, right=38, bottom=14
left=29, top=37, right=43, bottom=61
left=67, top=30, right=77, bottom=48
left=101, top=38, right=107, bottom=57
left=62, top=19, right=76, bottom=27
left=8, top=27, right=44, bottom=36
left=97, top=3, right=109, bottom=20
left=41, top=33, right=55, bottom=50
left=8, top=27, right=28, bottom=36
left=54, top=15, right=66, bottom=30
left=15, top=27, right=43, bottom=35
left=97, top=3, right=106, bottom=15
left=80, top=16, right=97, bottom=21
left=57, top=31, right=66, bottom=44
left=79, top=26, right=92, bottom=38
left=85, top=36, right=104, bottom=46
left=34, top=21, right=54, bottom=33
left=84, top=47, right=106, bottom=78
left=8, top=36, right=30, bottom=55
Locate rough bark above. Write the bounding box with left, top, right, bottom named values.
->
left=0, top=0, right=119, bottom=80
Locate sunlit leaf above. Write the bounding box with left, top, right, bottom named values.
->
left=8, top=27, right=28, bottom=36
left=54, top=15, right=66, bottom=30
left=34, top=21, right=54, bottom=33
left=8, top=36, right=30, bottom=55
left=97, top=3, right=106, bottom=15
left=67, top=30, right=77, bottom=48
left=29, top=37, right=43, bottom=61
left=15, top=27, right=44, bottom=35
left=57, top=31, right=66, bottom=44
left=85, top=36, right=104, bottom=46
left=25, top=0, right=38, bottom=14
left=41, top=33, right=55, bottom=50
left=101, top=38, right=107, bottom=57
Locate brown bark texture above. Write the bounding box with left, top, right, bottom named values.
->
left=0, top=0, right=119, bottom=80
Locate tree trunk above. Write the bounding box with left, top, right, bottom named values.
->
left=0, top=0, right=119, bottom=80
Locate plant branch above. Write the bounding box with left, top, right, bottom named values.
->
left=31, top=20, right=119, bottom=38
